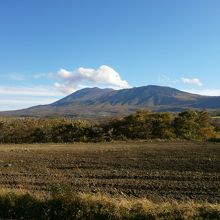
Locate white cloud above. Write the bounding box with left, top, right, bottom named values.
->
left=33, top=72, right=55, bottom=79
left=0, top=73, right=26, bottom=81
left=0, top=86, right=62, bottom=97
left=158, top=74, right=179, bottom=85
left=0, top=65, right=129, bottom=111
left=181, top=77, right=203, bottom=86
left=55, top=65, right=130, bottom=94
left=0, top=86, right=63, bottom=111
left=54, top=82, right=74, bottom=94
left=58, top=69, right=72, bottom=79
left=186, top=89, right=220, bottom=96
left=8, top=73, right=25, bottom=81
left=0, top=99, right=56, bottom=104
left=0, top=98, right=59, bottom=111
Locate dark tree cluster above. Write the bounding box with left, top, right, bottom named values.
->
left=0, top=110, right=218, bottom=144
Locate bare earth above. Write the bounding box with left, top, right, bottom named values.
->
left=0, top=141, right=220, bottom=202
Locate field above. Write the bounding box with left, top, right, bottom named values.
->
left=0, top=141, right=220, bottom=203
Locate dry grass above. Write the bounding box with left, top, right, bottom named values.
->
left=0, top=189, right=220, bottom=219
left=78, top=193, right=220, bottom=219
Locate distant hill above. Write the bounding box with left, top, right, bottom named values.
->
left=1, top=85, right=220, bottom=118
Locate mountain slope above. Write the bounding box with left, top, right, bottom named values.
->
left=1, top=85, right=220, bottom=118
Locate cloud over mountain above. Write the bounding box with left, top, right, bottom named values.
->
left=181, top=77, right=203, bottom=86
left=55, top=65, right=130, bottom=94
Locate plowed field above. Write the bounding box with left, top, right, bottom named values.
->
left=0, top=141, right=219, bottom=202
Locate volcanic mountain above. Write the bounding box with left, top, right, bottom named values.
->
left=1, top=85, right=220, bottom=118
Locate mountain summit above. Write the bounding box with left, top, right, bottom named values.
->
left=1, top=85, right=220, bottom=118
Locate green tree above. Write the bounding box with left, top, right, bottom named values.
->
left=174, top=110, right=200, bottom=140
left=151, top=112, right=175, bottom=139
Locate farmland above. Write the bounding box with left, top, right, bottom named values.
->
left=0, top=141, right=220, bottom=203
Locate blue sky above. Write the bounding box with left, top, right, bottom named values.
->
left=0, top=0, right=220, bottom=110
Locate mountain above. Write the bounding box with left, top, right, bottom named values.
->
left=1, top=85, right=220, bottom=118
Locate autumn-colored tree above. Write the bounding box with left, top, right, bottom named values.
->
left=197, top=111, right=216, bottom=139
left=0, top=110, right=217, bottom=143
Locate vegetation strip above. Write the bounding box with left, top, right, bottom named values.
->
left=0, top=191, right=220, bottom=219
left=0, top=110, right=220, bottom=143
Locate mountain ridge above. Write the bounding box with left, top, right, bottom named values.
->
left=1, top=85, right=220, bottom=118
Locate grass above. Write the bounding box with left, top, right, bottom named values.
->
left=0, top=190, right=220, bottom=219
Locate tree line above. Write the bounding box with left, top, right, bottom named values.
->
left=0, top=110, right=219, bottom=143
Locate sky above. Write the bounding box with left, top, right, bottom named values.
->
left=0, top=0, right=220, bottom=111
